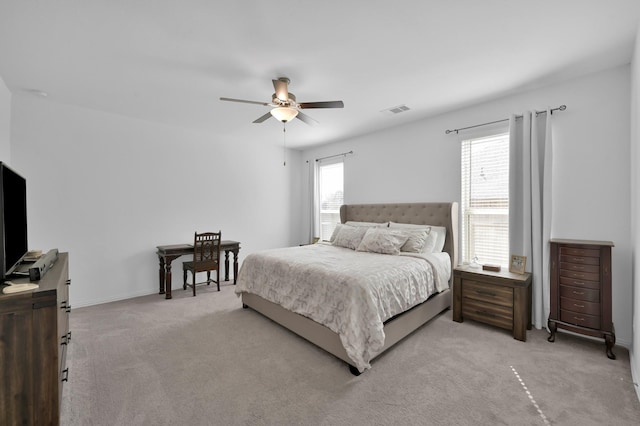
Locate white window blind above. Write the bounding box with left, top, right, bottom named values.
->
left=317, top=159, right=344, bottom=241
left=461, top=133, right=509, bottom=266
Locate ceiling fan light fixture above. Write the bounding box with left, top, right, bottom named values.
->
left=270, top=107, right=298, bottom=122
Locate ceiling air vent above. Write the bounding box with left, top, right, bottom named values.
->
left=381, top=104, right=411, bottom=115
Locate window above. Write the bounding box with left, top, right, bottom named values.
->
left=317, top=159, right=344, bottom=241
left=460, top=132, right=509, bottom=266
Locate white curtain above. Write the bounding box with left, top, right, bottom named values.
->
left=308, top=160, right=319, bottom=244
left=509, top=108, right=553, bottom=329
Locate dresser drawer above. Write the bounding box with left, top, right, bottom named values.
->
left=559, top=262, right=600, bottom=274
left=559, top=285, right=599, bottom=303
left=560, top=297, right=600, bottom=316
left=559, top=276, right=600, bottom=290
left=462, top=298, right=513, bottom=330
left=559, top=254, right=600, bottom=266
left=559, top=269, right=600, bottom=283
left=560, top=309, right=600, bottom=329
left=560, top=247, right=601, bottom=258
left=462, top=280, right=513, bottom=308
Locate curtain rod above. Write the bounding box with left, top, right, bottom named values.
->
left=314, top=150, right=354, bottom=162
left=445, top=105, right=566, bottom=135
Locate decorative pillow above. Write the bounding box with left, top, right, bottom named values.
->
left=389, top=222, right=447, bottom=253
left=399, top=227, right=431, bottom=253
left=356, top=228, right=410, bottom=255
left=344, top=221, right=389, bottom=228
left=332, top=225, right=369, bottom=250
left=329, top=223, right=344, bottom=242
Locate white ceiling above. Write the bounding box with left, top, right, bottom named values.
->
left=1, top=1, right=639, bottom=149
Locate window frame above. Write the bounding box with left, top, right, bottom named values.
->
left=315, top=157, right=344, bottom=241
left=460, top=128, right=510, bottom=267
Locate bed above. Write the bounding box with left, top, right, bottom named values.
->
left=236, top=202, right=458, bottom=374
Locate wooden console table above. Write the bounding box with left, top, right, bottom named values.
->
left=156, top=240, right=240, bottom=299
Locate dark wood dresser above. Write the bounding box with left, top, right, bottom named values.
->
left=0, top=252, right=70, bottom=425
left=547, top=239, right=615, bottom=359
left=453, top=265, right=532, bottom=341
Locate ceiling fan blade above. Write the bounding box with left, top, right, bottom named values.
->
left=298, top=100, right=344, bottom=109
left=220, top=97, right=270, bottom=106
left=253, top=112, right=273, bottom=123
left=295, top=111, right=319, bottom=126
left=272, top=79, right=289, bottom=102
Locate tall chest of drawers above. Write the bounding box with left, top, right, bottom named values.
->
left=547, top=239, right=615, bottom=359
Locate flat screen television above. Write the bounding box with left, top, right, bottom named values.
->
left=0, top=162, right=28, bottom=281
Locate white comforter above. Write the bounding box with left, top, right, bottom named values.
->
left=235, top=243, right=451, bottom=372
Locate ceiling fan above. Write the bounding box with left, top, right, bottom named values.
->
left=220, top=77, right=344, bottom=125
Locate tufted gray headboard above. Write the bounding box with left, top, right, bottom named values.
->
left=340, top=202, right=459, bottom=282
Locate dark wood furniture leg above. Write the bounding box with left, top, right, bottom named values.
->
left=224, top=250, right=230, bottom=281
left=158, top=254, right=181, bottom=299
left=513, top=285, right=528, bottom=341
left=547, top=319, right=557, bottom=342
left=605, top=331, right=616, bottom=360
left=158, top=256, right=166, bottom=294
left=232, top=248, right=239, bottom=284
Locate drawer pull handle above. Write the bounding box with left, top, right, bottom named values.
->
left=573, top=266, right=584, bottom=270
left=572, top=291, right=584, bottom=295
left=573, top=316, right=585, bottom=322
left=61, top=368, right=69, bottom=382
left=573, top=304, right=585, bottom=308
left=573, top=281, right=585, bottom=286
left=476, top=290, right=496, bottom=297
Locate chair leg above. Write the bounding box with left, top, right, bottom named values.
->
left=183, top=269, right=187, bottom=290
left=216, top=268, right=220, bottom=291
left=192, top=272, right=196, bottom=297
left=207, top=271, right=211, bottom=285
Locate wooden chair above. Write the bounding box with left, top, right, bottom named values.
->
left=182, top=231, right=221, bottom=296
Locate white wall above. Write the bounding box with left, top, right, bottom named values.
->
left=630, top=23, right=640, bottom=400
left=301, top=65, right=634, bottom=347
left=10, top=95, right=303, bottom=306
left=0, top=76, right=10, bottom=161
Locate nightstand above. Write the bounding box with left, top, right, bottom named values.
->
left=453, top=265, right=532, bottom=341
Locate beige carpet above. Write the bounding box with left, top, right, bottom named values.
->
left=61, top=282, right=640, bottom=425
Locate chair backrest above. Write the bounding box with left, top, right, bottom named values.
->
left=192, top=231, right=222, bottom=271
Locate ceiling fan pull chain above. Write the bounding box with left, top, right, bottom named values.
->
left=282, top=123, right=287, bottom=166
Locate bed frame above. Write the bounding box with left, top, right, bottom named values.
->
left=241, top=202, right=459, bottom=374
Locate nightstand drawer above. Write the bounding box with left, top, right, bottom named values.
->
left=462, top=280, right=513, bottom=308
left=462, top=298, right=513, bottom=330
left=560, top=309, right=600, bottom=329
left=560, top=297, right=600, bottom=316
left=559, top=285, right=599, bottom=303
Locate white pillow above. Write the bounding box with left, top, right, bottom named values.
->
left=356, top=228, right=409, bottom=255
left=428, top=226, right=447, bottom=252
left=389, top=222, right=447, bottom=253
left=332, top=225, right=369, bottom=250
